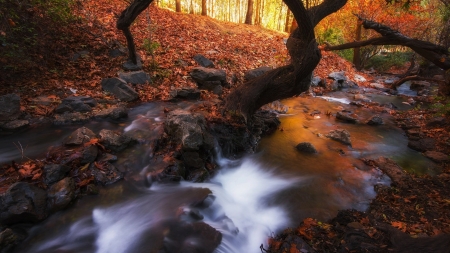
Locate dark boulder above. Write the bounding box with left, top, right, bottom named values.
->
left=53, top=112, right=90, bottom=125
left=295, top=142, right=318, bottom=154
left=190, top=67, right=226, bottom=84
left=326, top=129, right=352, bottom=146
left=170, top=88, right=201, bottom=100
left=43, top=164, right=72, bottom=185
left=0, top=183, right=47, bottom=225
left=55, top=96, right=97, bottom=113
left=182, top=152, right=205, bottom=169
left=165, top=110, right=206, bottom=151
left=95, top=106, right=128, bottom=120
left=101, top=78, right=139, bottom=102
left=164, top=221, right=222, bottom=253
left=91, top=162, right=124, bottom=185
left=193, top=54, right=215, bottom=68
left=64, top=127, right=96, bottom=146
left=328, top=71, right=347, bottom=81
left=99, top=129, right=136, bottom=152
left=0, top=120, right=29, bottom=131
left=47, top=177, right=76, bottom=213
left=408, top=138, right=436, bottom=152
left=336, top=111, right=359, bottom=123
left=118, top=71, right=151, bottom=85
left=366, top=115, right=384, bottom=125
left=244, top=66, right=272, bottom=80
left=0, top=94, right=20, bottom=122
left=424, top=151, right=449, bottom=163
left=187, top=168, right=210, bottom=182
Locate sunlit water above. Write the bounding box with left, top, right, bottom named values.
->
left=9, top=90, right=437, bottom=253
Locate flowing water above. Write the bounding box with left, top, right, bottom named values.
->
left=7, top=90, right=436, bottom=253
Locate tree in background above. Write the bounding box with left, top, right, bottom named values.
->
left=245, top=0, right=254, bottom=24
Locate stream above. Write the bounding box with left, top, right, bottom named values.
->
left=4, top=87, right=436, bottom=253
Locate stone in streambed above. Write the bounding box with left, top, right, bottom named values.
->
left=46, top=177, right=76, bottom=213
left=43, top=163, right=72, bottom=185
left=366, top=115, right=383, bottom=125
left=424, top=151, right=449, bottom=163
left=326, top=129, right=352, bottom=146
left=0, top=182, right=47, bottom=225
left=295, top=142, right=318, bottom=154
left=64, top=127, right=96, bottom=146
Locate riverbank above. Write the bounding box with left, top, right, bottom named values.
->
left=1, top=2, right=449, bottom=252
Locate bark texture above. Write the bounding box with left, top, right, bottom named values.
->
left=324, top=16, right=450, bottom=70
left=225, top=0, right=347, bottom=120
left=117, top=0, right=154, bottom=64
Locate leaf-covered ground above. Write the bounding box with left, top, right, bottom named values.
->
left=0, top=1, right=369, bottom=118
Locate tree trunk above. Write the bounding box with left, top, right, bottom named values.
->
left=245, top=0, right=254, bottom=24
left=117, top=0, right=154, bottom=64
left=284, top=9, right=291, bottom=32
left=353, top=19, right=362, bottom=70
left=324, top=16, right=450, bottom=70
left=189, top=0, right=194, bottom=14
left=176, top=0, right=182, bottom=12
left=224, top=0, right=347, bottom=120
left=201, top=0, right=207, bottom=15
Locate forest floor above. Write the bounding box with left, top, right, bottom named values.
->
left=1, top=1, right=450, bottom=252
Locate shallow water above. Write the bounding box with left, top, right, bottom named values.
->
left=11, top=91, right=436, bottom=253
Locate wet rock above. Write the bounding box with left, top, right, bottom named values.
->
left=328, top=71, right=347, bottom=81
left=98, top=129, right=136, bottom=152
left=53, top=112, right=90, bottom=125
left=65, top=127, right=96, bottom=146
left=336, top=111, right=358, bottom=123
left=187, top=168, right=210, bottom=182
left=118, top=71, right=151, bottom=85
left=366, top=115, right=384, bottom=125
left=0, top=228, right=23, bottom=253
left=262, top=100, right=289, bottom=114
left=326, top=129, right=352, bottom=146
left=0, top=182, right=47, bottom=224
left=278, top=235, right=316, bottom=253
left=244, top=66, right=272, bottom=80
left=354, top=94, right=371, bottom=102
left=424, top=151, right=449, bottom=163
left=170, top=88, right=201, bottom=100
left=182, top=152, right=205, bottom=169
left=370, top=157, right=409, bottom=185
left=190, top=67, right=226, bottom=84
left=95, top=106, right=128, bottom=120
left=163, top=161, right=186, bottom=179
left=369, top=83, right=385, bottom=89
left=353, top=74, right=366, bottom=83
left=122, top=56, right=142, bottom=71
left=81, top=145, right=99, bottom=164
left=0, top=94, right=20, bottom=122
left=193, top=54, right=215, bottom=68
left=55, top=96, right=97, bottom=113
left=109, top=48, right=126, bottom=58
left=43, top=164, right=72, bottom=185
left=101, top=78, right=139, bottom=102
left=164, top=221, right=222, bottom=253
left=47, top=177, right=76, bottom=213
left=91, top=162, right=124, bottom=185
left=408, top=138, right=436, bottom=152
left=0, top=120, right=29, bottom=131
left=295, top=142, right=318, bottom=154
left=311, top=76, right=322, bottom=86
left=165, top=110, right=206, bottom=151
left=98, top=153, right=118, bottom=163
left=426, top=117, right=446, bottom=128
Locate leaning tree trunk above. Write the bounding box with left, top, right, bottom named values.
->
left=245, top=0, right=254, bottom=24
left=324, top=16, right=450, bottom=70
left=117, top=0, right=154, bottom=64
left=224, top=0, right=347, bottom=121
